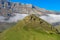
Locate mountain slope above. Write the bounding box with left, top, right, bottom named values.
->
left=0, top=14, right=59, bottom=40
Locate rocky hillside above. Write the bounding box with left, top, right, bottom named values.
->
left=0, top=14, right=60, bottom=40
left=0, top=0, right=60, bottom=33
left=0, top=0, right=57, bottom=17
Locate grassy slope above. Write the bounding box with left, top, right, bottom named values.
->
left=0, top=14, right=60, bottom=40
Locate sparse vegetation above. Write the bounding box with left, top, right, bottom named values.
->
left=0, top=22, right=16, bottom=33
